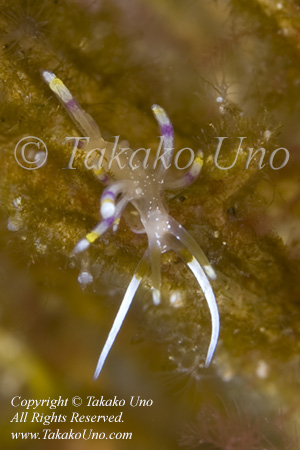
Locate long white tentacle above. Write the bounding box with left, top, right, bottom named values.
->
left=168, top=217, right=216, bottom=280
left=94, top=253, right=148, bottom=379
left=168, top=235, right=219, bottom=367
left=187, top=256, right=220, bottom=367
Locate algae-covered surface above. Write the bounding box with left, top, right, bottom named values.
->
left=0, top=0, right=300, bottom=448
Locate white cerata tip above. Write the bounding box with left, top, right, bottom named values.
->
left=42, top=70, right=56, bottom=84
left=101, top=202, right=115, bottom=219
left=74, top=238, right=90, bottom=254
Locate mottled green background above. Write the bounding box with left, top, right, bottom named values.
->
left=0, top=0, right=300, bottom=449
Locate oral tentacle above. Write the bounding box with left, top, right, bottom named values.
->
left=94, top=253, right=149, bottom=379
left=169, top=238, right=219, bottom=367
left=186, top=256, right=219, bottom=367
left=168, top=217, right=216, bottom=280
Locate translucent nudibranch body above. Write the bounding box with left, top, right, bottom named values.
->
left=42, top=70, right=219, bottom=380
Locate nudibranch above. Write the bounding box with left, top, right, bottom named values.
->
left=42, top=70, right=220, bottom=380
